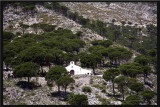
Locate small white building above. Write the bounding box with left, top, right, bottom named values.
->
left=65, top=61, right=92, bottom=75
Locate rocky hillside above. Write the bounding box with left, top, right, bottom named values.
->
left=61, top=2, right=157, bottom=27
left=3, top=2, right=157, bottom=105
left=3, top=3, right=105, bottom=42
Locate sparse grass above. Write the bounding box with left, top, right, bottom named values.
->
left=3, top=95, right=7, bottom=101
left=92, top=84, right=106, bottom=91
left=92, top=84, right=100, bottom=88
left=89, top=78, right=93, bottom=84
left=9, top=100, right=17, bottom=105
left=96, top=94, right=110, bottom=105
left=101, top=99, right=111, bottom=105
left=29, top=92, right=36, bottom=96
left=15, top=102, right=27, bottom=105
left=99, top=86, right=105, bottom=90
left=110, top=96, right=117, bottom=101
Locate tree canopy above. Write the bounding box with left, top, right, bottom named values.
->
left=79, top=52, right=102, bottom=74
left=103, top=68, right=120, bottom=96
left=134, top=55, right=149, bottom=66
left=129, top=83, right=144, bottom=95
left=122, top=95, right=142, bottom=105
left=141, top=90, right=156, bottom=105
left=14, top=62, right=39, bottom=82
left=119, top=63, right=143, bottom=77
left=114, top=76, right=127, bottom=100
left=3, top=31, right=15, bottom=42
left=56, top=75, right=75, bottom=94
left=45, top=66, right=69, bottom=93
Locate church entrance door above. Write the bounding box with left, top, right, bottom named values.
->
left=70, top=70, right=74, bottom=75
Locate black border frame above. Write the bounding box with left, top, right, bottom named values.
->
left=0, top=0, right=159, bottom=106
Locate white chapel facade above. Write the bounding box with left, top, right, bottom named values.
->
left=65, top=61, right=92, bottom=75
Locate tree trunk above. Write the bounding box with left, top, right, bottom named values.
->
left=119, top=60, right=121, bottom=66
left=130, top=42, right=133, bottom=48
left=76, top=51, right=78, bottom=55
left=93, top=68, right=95, bottom=75
left=137, top=91, right=139, bottom=95
left=114, top=36, right=117, bottom=42
left=65, top=86, right=67, bottom=95
left=48, top=63, right=51, bottom=69
left=144, top=73, right=146, bottom=84
left=35, top=28, right=38, bottom=34
left=110, top=59, right=113, bottom=65
left=148, top=100, right=151, bottom=105
left=58, top=85, right=60, bottom=95
left=112, top=80, right=115, bottom=96
left=28, top=77, right=30, bottom=83
left=41, top=66, right=43, bottom=74
left=115, top=59, right=117, bottom=68
left=103, top=59, right=105, bottom=66
left=129, top=90, right=132, bottom=95
left=122, top=86, right=124, bottom=101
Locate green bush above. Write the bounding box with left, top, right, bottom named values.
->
left=99, top=86, right=105, bottom=90
left=67, top=93, right=88, bottom=105
left=82, top=86, right=92, bottom=93
left=92, top=84, right=100, bottom=88
left=3, top=31, right=15, bottom=41
left=89, top=78, right=93, bottom=84
left=102, top=82, right=107, bottom=85
left=47, top=82, right=53, bottom=87
left=16, top=102, right=27, bottom=105
left=3, top=95, right=7, bottom=101
left=101, top=99, right=110, bottom=105
left=16, top=32, right=22, bottom=35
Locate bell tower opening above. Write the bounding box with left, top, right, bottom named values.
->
left=70, top=61, right=75, bottom=65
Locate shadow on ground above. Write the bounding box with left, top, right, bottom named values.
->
left=106, top=93, right=122, bottom=98
left=50, top=91, right=71, bottom=101
left=107, top=93, right=124, bottom=101
left=16, top=81, right=41, bottom=90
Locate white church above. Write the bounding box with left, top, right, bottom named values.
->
left=65, top=61, right=92, bottom=75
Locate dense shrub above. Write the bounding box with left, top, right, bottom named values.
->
left=82, top=86, right=92, bottom=93
left=67, top=93, right=88, bottom=105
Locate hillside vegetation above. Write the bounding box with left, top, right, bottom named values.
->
left=3, top=2, right=157, bottom=105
